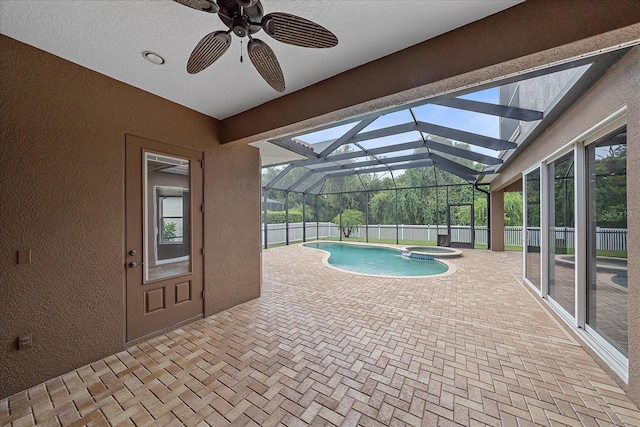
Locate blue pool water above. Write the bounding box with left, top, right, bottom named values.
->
left=303, top=242, right=449, bottom=277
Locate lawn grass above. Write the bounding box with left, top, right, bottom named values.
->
left=596, top=250, right=627, bottom=258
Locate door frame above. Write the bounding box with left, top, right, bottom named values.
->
left=124, top=134, right=204, bottom=344
left=446, top=203, right=474, bottom=249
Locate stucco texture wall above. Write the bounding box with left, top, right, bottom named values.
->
left=0, top=35, right=261, bottom=398
left=491, top=46, right=640, bottom=405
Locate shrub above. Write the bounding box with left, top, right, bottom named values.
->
left=266, top=210, right=303, bottom=224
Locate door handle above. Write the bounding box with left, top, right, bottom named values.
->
left=128, top=262, right=142, bottom=268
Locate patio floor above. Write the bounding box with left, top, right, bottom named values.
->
left=2, top=245, right=639, bottom=426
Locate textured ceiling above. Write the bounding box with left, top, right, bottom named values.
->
left=0, top=0, right=521, bottom=119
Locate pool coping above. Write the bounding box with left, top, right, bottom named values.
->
left=300, top=241, right=458, bottom=279
left=401, top=246, right=463, bottom=259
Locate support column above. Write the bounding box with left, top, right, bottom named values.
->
left=263, top=188, right=268, bottom=249
left=490, top=190, right=505, bottom=251
left=395, top=188, right=399, bottom=245
left=285, top=192, right=289, bottom=245
left=302, top=193, right=306, bottom=243
left=365, top=192, right=369, bottom=243
left=316, top=195, right=319, bottom=240
left=339, top=193, right=343, bottom=242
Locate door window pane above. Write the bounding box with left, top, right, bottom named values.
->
left=587, top=128, right=627, bottom=355
left=525, top=169, right=541, bottom=289
left=145, top=153, right=191, bottom=281
left=548, top=152, right=575, bottom=317
left=161, top=196, right=184, bottom=243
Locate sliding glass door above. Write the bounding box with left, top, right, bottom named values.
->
left=586, top=127, right=628, bottom=356
left=547, top=152, right=575, bottom=318
left=522, top=112, right=628, bottom=379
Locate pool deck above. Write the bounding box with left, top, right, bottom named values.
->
left=2, top=245, right=639, bottom=426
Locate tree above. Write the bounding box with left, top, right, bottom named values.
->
left=332, top=209, right=365, bottom=237
left=593, top=143, right=626, bottom=228
left=504, top=192, right=523, bottom=226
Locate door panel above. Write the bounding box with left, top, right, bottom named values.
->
left=126, top=135, right=203, bottom=342
left=524, top=168, right=541, bottom=290
left=447, top=203, right=474, bottom=248
left=586, top=128, right=628, bottom=356
left=547, top=152, right=575, bottom=318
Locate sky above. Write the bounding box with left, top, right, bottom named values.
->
left=296, top=87, right=501, bottom=158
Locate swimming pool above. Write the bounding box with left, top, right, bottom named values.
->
left=303, top=242, right=451, bottom=277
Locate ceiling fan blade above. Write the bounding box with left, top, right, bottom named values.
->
left=186, top=31, right=231, bottom=74
left=261, top=12, right=338, bottom=48
left=247, top=39, right=285, bottom=92
left=172, top=0, right=219, bottom=13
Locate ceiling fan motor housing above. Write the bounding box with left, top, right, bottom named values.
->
left=234, top=0, right=258, bottom=7
left=218, top=0, right=264, bottom=36
left=232, top=16, right=249, bottom=37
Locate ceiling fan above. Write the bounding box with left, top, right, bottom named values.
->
left=173, top=0, right=339, bottom=92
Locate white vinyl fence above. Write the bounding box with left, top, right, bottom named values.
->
left=262, top=223, right=627, bottom=251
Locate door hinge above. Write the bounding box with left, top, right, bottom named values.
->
left=201, top=204, right=204, bottom=212
left=200, top=160, right=204, bottom=169
left=201, top=247, right=205, bottom=255
left=202, top=290, right=205, bottom=299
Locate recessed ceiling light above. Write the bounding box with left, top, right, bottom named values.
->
left=142, top=51, right=165, bottom=65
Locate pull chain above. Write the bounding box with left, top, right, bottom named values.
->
left=240, top=40, right=243, bottom=63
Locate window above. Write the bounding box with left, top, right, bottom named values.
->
left=160, top=195, right=184, bottom=243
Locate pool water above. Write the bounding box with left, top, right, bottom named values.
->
left=611, top=273, right=628, bottom=288
left=303, top=242, right=449, bottom=277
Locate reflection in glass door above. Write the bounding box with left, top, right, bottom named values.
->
left=524, top=169, right=541, bottom=290
left=586, top=128, right=628, bottom=356
left=548, top=152, right=575, bottom=317
left=145, top=153, right=192, bottom=282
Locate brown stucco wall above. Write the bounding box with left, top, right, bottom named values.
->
left=490, top=47, right=640, bottom=406
left=221, top=1, right=640, bottom=145
left=0, top=35, right=261, bottom=398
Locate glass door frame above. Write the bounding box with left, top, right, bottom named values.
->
left=523, top=106, right=628, bottom=382
left=522, top=164, right=542, bottom=295
left=446, top=203, right=474, bottom=249
left=580, top=110, right=628, bottom=380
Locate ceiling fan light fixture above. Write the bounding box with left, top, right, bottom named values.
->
left=232, top=16, right=250, bottom=37
left=142, top=51, right=165, bottom=65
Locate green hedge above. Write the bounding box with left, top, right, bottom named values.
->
left=266, top=210, right=303, bottom=224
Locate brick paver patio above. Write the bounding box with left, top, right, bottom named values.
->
left=1, top=244, right=639, bottom=426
